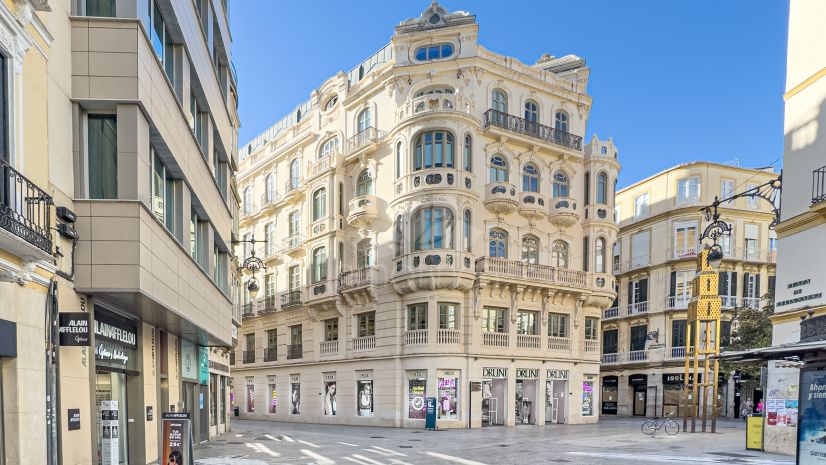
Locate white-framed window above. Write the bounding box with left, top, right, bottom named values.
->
left=439, top=303, right=459, bottom=330
left=463, top=134, right=472, bottom=172
left=517, top=310, right=539, bottom=335
left=677, top=177, right=701, bottom=204
left=264, top=173, right=275, bottom=203
left=548, top=313, right=568, bottom=338
left=264, top=222, right=275, bottom=256
left=746, top=184, right=759, bottom=209
left=289, top=158, right=300, bottom=189
left=671, top=270, right=694, bottom=300
left=634, top=193, right=649, bottom=218
left=413, top=207, right=454, bottom=250
left=319, top=137, right=339, bottom=159
left=356, top=169, right=373, bottom=196
left=597, top=172, right=608, bottom=204
left=356, top=239, right=372, bottom=267
left=552, top=240, right=568, bottom=268
left=721, top=179, right=735, bottom=200
left=744, top=223, right=759, bottom=260
left=488, top=229, right=508, bottom=258
left=357, top=312, right=376, bottom=337
left=521, top=235, right=539, bottom=264
left=151, top=151, right=176, bottom=234
left=357, top=108, right=371, bottom=133
left=491, top=89, right=507, bottom=113
left=481, top=307, right=506, bottom=333
left=524, top=100, right=539, bottom=123
left=394, top=215, right=404, bottom=257
left=312, top=188, right=326, bottom=221
left=414, top=130, right=454, bottom=170
left=673, top=221, right=698, bottom=257
left=631, top=230, right=651, bottom=268
left=554, top=110, right=568, bottom=132
left=595, top=237, right=606, bottom=273
left=407, top=303, right=428, bottom=330
left=463, top=210, right=471, bottom=252
left=489, top=155, right=508, bottom=182
left=522, top=163, right=539, bottom=192
left=288, top=211, right=300, bottom=241
left=552, top=171, right=569, bottom=198
left=288, top=264, right=300, bottom=292
left=312, top=247, right=327, bottom=283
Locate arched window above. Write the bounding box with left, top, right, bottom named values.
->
left=522, top=163, right=539, bottom=192
left=414, top=43, right=454, bottom=61
left=319, top=137, right=339, bottom=159
left=489, top=229, right=508, bottom=258
left=522, top=235, right=539, bottom=264
left=357, top=239, right=373, bottom=267
left=489, top=155, right=508, bottom=183
left=554, top=110, right=568, bottom=132
left=324, top=95, right=338, bottom=111
left=463, top=209, right=471, bottom=252
left=597, top=172, right=608, bottom=204
left=264, top=174, right=275, bottom=203
left=357, top=108, right=371, bottom=133
left=552, top=171, right=569, bottom=198
left=394, top=215, right=404, bottom=257
left=312, top=188, right=326, bottom=221
left=312, top=247, right=327, bottom=283
left=413, top=207, right=454, bottom=250
left=463, top=134, right=472, bottom=172
left=289, top=159, right=300, bottom=189
left=356, top=169, right=373, bottom=196
left=492, top=89, right=507, bottom=113
left=243, top=186, right=253, bottom=213
left=524, top=100, right=539, bottom=123
left=414, top=130, right=454, bottom=171
left=396, top=142, right=403, bottom=179
left=552, top=240, right=569, bottom=268
left=595, top=237, right=606, bottom=273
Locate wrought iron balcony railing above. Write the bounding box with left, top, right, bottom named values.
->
left=287, top=344, right=303, bottom=359
left=483, top=109, right=582, bottom=151
left=263, top=347, right=277, bottom=362
left=813, top=166, right=826, bottom=205
left=281, top=290, right=302, bottom=308
left=0, top=157, right=53, bottom=254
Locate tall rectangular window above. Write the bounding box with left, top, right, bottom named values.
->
left=88, top=115, right=118, bottom=199
left=213, top=245, right=227, bottom=291
left=721, top=179, right=735, bottom=200
left=438, top=303, right=458, bottom=330
left=151, top=1, right=174, bottom=82
left=673, top=221, right=697, bottom=257
left=672, top=320, right=687, bottom=348
left=358, top=312, right=375, bottom=337
left=481, top=307, right=506, bottom=333
left=407, top=304, right=427, bottom=330
left=267, top=329, right=277, bottom=349
left=746, top=184, right=759, bottom=208
left=190, top=210, right=205, bottom=268
left=602, top=329, right=618, bottom=354
left=582, top=236, right=589, bottom=272
left=630, top=230, right=651, bottom=268
left=516, top=310, right=538, bottom=335
left=86, top=0, right=116, bottom=16
left=288, top=265, right=300, bottom=292
left=584, top=318, right=598, bottom=340
left=151, top=152, right=176, bottom=234
left=324, top=318, right=338, bottom=341
left=548, top=313, right=568, bottom=338
left=677, top=177, right=700, bottom=204
left=264, top=273, right=274, bottom=298
left=290, top=325, right=302, bottom=345
left=634, top=193, right=649, bottom=218
left=744, top=224, right=759, bottom=260
left=630, top=324, right=647, bottom=351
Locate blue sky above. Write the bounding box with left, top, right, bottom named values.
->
left=230, top=1, right=789, bottom=187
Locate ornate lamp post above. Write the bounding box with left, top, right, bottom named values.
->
left=233, top=235, right=268, bottom=300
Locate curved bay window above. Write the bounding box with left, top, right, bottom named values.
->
left=413, top=207, right=454, bottom=251
left=463, top=210, right=471, bottom=252
left=357, top=239, right=373, bottom=267
left=414, top=130, right=454, bottom=171
left=552, top=171, right=569, bottom=198
left=597, top=172, right=608, bottom=204
left=554, top=110, right=568, bottom=132
left=522, top=163, right=539, bottom=192
left=489, top=229, right=508, bottom=258
left=394, top=215, right=404, bottom=257
left=312, top=247, right=327, bottom=283
left=489, top=155, right=508, bottom=183
left=356, top=169, right=373, bottom=196
left=552, top=240, right=569, bottom=268
left=595, top=238, right=607, bottom=273
left=319, top=137, right=339, bottom=159
left=521, top=235, right=539, bottom=264
left=357, top=108, right=371, bottom=133
left=312, top=188, right=326, bottom=221
left=524, top=100, right=539, bottom=123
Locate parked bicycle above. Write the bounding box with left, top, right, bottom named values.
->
left=641, top=414, right=680, bottom=436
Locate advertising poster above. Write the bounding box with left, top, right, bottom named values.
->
left=767, top=374, right=800, bottom=429
left=290, top=383, right=301, bottom=415
left=799, top=370, right=826, bottom=462
left=437, top=376, right=458, bottom=420
left=162, top=412, right=193, bottom=465
left=324, top=382, right=337, bottom=416
left=101, top=400, right=119, bottom=465
left=357, top=380, right=373, bottom=416
left=582, top=381, right=594, bottom=417
left=409, top=378, right=426, bottom=419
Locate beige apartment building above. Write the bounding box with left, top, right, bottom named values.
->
left=231, top=2, right=619, bottom=429
left=0, top=0, right=240, bottom=464
left=602, top=162, right=777, bottom=419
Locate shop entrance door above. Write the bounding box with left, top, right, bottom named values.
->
left=481, top=379, right=506, bottom=426
left=515, top=379, right=537, bottom=425
left=633, top=387, right=647, bottom=416
left=545, top=380, right=566, bottom=424
left=95, top=371, right=129, bottom=465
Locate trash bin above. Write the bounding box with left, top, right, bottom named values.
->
left=233, top=407, right=240, bottom=418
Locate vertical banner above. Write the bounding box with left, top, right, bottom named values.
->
left=101, top=400, right=119, bottom=465
left=162, top=412, right=193, bottom=465
left=798, top=370, right=826, bottom=461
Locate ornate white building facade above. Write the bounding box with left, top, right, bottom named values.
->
left=232, top=3, right=619, bottom=428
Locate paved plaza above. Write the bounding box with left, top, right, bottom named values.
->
left=195, top=418, right=793, bottom=465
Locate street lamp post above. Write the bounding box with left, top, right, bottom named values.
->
left=233, top=235, right=269, bottom=302
left=682, top=176, right=781, bottom=433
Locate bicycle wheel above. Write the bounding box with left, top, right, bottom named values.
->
left=665, top=420, right=680, bottom=436
left=641, top=420, right=657, bottom=435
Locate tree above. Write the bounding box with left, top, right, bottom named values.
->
left=721, top=293, right=774, bottom=403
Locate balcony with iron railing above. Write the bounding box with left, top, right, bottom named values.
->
left=263, top=347, right=277, bottom=362
left=742, top=296, right=761, bottom=309
left=625, top=301, right=649, bottom=316
left=813, top=165, right=826, bottom=205
left=259, top=296, right=277, bottom=314
left=282, top=234, right=304, bottom=256
left=340, top=266, right=378, bottom=290
left=242, top=350, right=255, bottom=364
left=669, top=244, right=700, bottom=260
left=628, top=349, right=649, bottom=362
left=483, top=109, right=583, bottom=151
left=241, top=303, right=255, bottom=318
left=721, top=295, right=737, bottom=308
left=280, top=290, right=302, bottom=309
left=287, top=344, right=302, bottom=360
left=666, top=295, right=692, bottom=310
left=601, top=353, right=622, bottom=364
left=0, top=158, right=54, bottom=258
left=346, top=127, right=378, bottom=156
left=260, top=192, right=280, bottom=211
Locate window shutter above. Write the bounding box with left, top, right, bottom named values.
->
left=731, top=272, right=738, bottom=297
left=670, top=271, right=677, bottom=297
left=742, top=273, right=749, bottom=298
left=755, top=274, right=761, bottom=299
left=628, top=281, right=633, bottom=305
left=640, top=278, right=649, bottom=302
left=718, top=272, right=727, bottom=296
left=768, top=275, right=776, bottom=295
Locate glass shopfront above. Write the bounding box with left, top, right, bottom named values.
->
left=545, top=370, right=568, bottom=424
left=93, top=307, right=139, bottom=465
left=323, top=372, right=337, bottom=416
left=482, top=368, right=507, bottom=426
left=515, top=369, right=539, bottom=425
left=407, top=370, right=427, bottom=420
left=267, top=376, right=277, bottom=414
left=601, top=376, right=618, bottom=415
left=582, top=379, right=595, bottom=417
left=245, top=377, right=255, bottom=413
left=437, top=370, right=459, bottom=420
left=629, top=373, right=648, bottom=416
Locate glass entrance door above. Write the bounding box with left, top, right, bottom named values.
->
left=633, top=387, right=647, bottom=416
left=96, top=371, right=129, bottom=465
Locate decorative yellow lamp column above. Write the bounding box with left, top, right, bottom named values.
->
left=682, top=247, right=722, bottom=433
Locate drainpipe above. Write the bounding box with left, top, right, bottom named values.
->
left=45, top=279, right=60, bottom=465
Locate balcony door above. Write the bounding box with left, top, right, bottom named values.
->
left=673, top=221, right=697, bottom=257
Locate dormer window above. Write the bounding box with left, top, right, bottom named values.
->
left=324, top=95, right=338, bottom=111
left=414, top=43, right=454, bottom=61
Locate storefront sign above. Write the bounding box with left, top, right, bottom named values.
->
left=516, top=369, right=539, bottom=379
left=629, top=374, right=648, bottom=385
left=199, top=347, right=209, bottom=385
left=778, top=277, right=824, bottom=309
left=94, top=312, right=136, bottom=349
left=181, top=340, right=198, bottom=382
left=602, top=376, right=619, bottom=387
left=162, top=412, right=193, bottom=465
left=408, top=370, right=427, bottom=379
left=798, top=370, right=826, bottom=461
left=209, top=360, right=229, bottom=374
left=547, top=370, right=569, bottom=381
left=483, top=367, right=507, bottom=378
left=95, top=341, right=130, bottom=365
left=67, top=409, right=80, bottom=431
left=663, top=373, right=702, bottom=385
left=94, top=310, right=138, bottom=370
left=59, top=313, right=90, bottom=346
left=323, top=372, right=337, bottom=382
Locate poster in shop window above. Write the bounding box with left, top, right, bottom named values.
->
left=438, top=376, right=458, bottom=420
left=101, top=400, right=119, bottom=465
left=582, top=381, right=594, bottom=417
left=324, top=382, right=337, bottom=416
left=357, top=380, right=373, bottom=417
left=409, top=378, right=427, bottom=419
left=161, top=412, right=193, bottom=465
left=290, top=383, right=301, bottom=415
left=798, top=370, right=826, bottom=462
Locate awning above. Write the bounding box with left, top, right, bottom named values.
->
left=717, top=340, right=826, bottom=362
